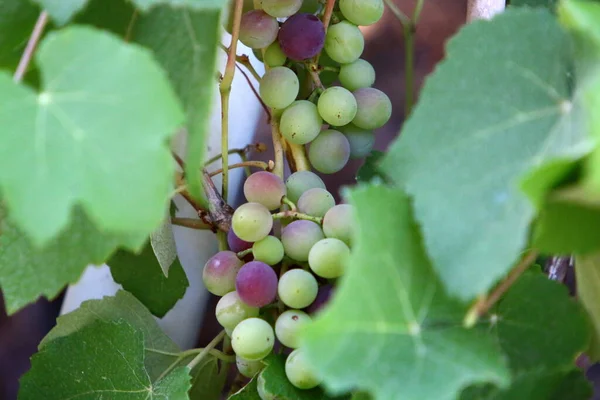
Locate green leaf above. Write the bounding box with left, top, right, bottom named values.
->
left=301, top=185, right=510, bottom=400
left=33, top=0, right=88, bottom=25
left=0, top=209, right=143, bottom=315
left=355, top=151, right=385, bottom=184
left=41, top=290, right=180, bottom=381
left=134, top=0, right=226, bottom=11
left=187, top=356, right=228, bottom=400
left=131, top=6, right=222, bottom=203
left=510, top=0, right=557, bottom=9
left=257, top=354, right=340, bottom=400
left=151, top=217, right=179, bottom=276
left=575, top=252, right=600, bottom=361
left=229, top=376, right=260, bottom=400
left=20, top=320, right=192, bottom=399
left=109, top=242, right=189, bottom=318
left=0, top=0, right=39, bottom=70
left=379, top=9, right=590, bottom=300
left=0, top=26, right=184, bottom=246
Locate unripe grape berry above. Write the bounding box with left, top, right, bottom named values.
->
left=223, top=0, right=255, bottom=34
left=262, top=0, right=303, bottom=18
left=244, top=171, right=287, bottom=210
left=285, top=348, right=321, bottom=389
left=339, top=123, right=375, bottom=159
left=297, top=188, right=335, bottom=218
left=216, top=291, right=259, bottom=330
left=231, top=318, right=275, bottom=361
left=260, top=67, right=299, bottom=110
left=352, top=87, right=392, bottom=129
left=280, top=100, right=323, bottom=145
left=281, top=220, right=324, bottom=261
left=323, top=204, right=354, bottom=246
left=308, top=238, right=350, bottom=278
left=227, top=229, right=253, bottom=253
left=264, top=42, right=287, bottom=67
left=285, top=171, right=326, bottom=203
left=308, top=130, right=351, bottom=174
left=339, top=0, right=385, bottom=26
left=236, top=356, right=265, bottom=378
left=278, top=269, right=319, bottom=309
left=317, top=86, right=358, bottom=127
left=239, top=10, right=279, bottom=49
left=275, top=310, right=312, bottom=349
left=202, top=251, right=244, bottom=296
left=232, top=202, right=273, bottom=242
left=253, top=235, right=285, bottom=265
left=339, top=59, right=376, bottom=91
left=279, top=13, right=326, bottom=60
left=324, top=21, right=364, bottom=64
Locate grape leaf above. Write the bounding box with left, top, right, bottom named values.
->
left=379, top=9, right=591, bottom=300
left=33, top=0, right=88, bottom=25
left=109, top=242, right=189, bottom=318
left=510, top=0, right=557, bottom=9
left=575, top=253, right=600, bottom=361
left=187, top=356, right=228, bottom=400
left=229, top=376, right=260, bottom=400
left=40, top=290, right=180, bottom=380
left=0, top=26, right=184, bottom=246
left=151, top=217, right=179, bottom=277
left=355, top=151, right=385, bottom=184
left=0, top=0, right=39, bottom=70
left=0, top=209, right=143, bottom=315
left=131, top=6, right=222, bottom=203
left=20, top=320, right=191, bottom=400
left=301, top=185, right=510, bottom=400
left=134, top=0, right=226, bottom=11
left=257, top=354, right=342, bottom=400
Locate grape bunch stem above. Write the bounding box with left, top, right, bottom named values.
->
left=272, top=210, right=323, bottom=224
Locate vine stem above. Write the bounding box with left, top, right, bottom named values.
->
left=270, top=118, right=285, bottom=179
left=288, top=142, right=310, bottom=171
left=281, top=196, right=297, bottom=211
left=219, top=0, right=244, bottom=203
left=208, top=160, right=270, bottom=177
left=463, top=250, right=539, bottom=328
left=14, top=11, right=49, bottom=82
left=187, top=331, right=227, bottom=370
left=204, top=143, right=266, bottom=166
left=321, top=0, right=336, bottom=32
left=147, top=347, right=235, bottom=363
left=272, top=211, right=323, bottom=224
left=466, top=0, right=506, bottom=22
left=171, top=217, right=211, bottom=230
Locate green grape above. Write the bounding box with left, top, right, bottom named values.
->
left=297, top=188, right=335, bottom=218
left=232, top=202, right=273, bottom=242
left=339, top=0, right=384, bottom=26
left=339, top=123, right=375, bottom=159
left=280, top=100, right=323, bottom=145
left=299, top=0, right=320, bottom=14
left=262, top=0, right=303, bottom=18
left=281, top=220, right=324, bottom=261
left=317, top=86, right=357, bottom=127
left=275, top=310, right=312, bottom=349
left=352, top=87, right=392, bottom=129
left=324, top=21, right=364, bottom=64
left=231, top=317, right=275, bottom=361
left=236, top=356, right=265, bottom=378
left=216, top=291, right=259, bottom=330
left=285, top=171, right=326, bottom=203
left=308, top=130, right=351, bottom=174
left=260, top=67, right=299, bottom=109
left=264, top=42, right=287, bottom=67
left=252, top=235, right=284, bottom=265
left=278, top=269, right=318, bottom=309
left=285, top=348, right=321, bottom=389
left=323, top=204, right=354, bottom=245
left=339, top=59, right=376, bottom=91
left=239, top=10, right=279, bottom=49
left=244, top=171, right=287, bottom=211
left=308, top=238, right=350, bottom=278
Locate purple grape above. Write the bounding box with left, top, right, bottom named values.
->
left=236, top=261, right=278, bottom=307
left=202, top=251, right=244, bottom=296
left=239, top=10, right=279, bottom=49
left=228, top=229, right=253, bottom=253
left=307, top=284, right=334, bottom=314
left=281, top=220, right=324, bottom=262
left=278, top=13, right=325, bottom=61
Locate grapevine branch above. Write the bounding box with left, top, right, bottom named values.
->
left=272, top=210, right=323, bottom=224
left=14, top=11, right=49, bottom=82
left=171, top=217, right=211, bottom=230
left=187, top=331, right=227, bottom=370
left=467, top=0, right=506, bottom=22
left=208, top=160, right=271, bottom=177
left=204, top=143, right=267, bottom=166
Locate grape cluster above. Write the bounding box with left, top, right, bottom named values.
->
left=211, top=0, right=388, bottom=391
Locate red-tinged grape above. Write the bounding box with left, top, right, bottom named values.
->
left=307, top=284, right=334, bottom=314
left=278, top=13, right=325, bottom=61
left=236, top=261, right=278, bottom=307
left=308, top=129, right=351, bottom=174
left=339, top=59, right=376, bottom=91
left=244, top=171, right=287, bottom=210
left=216, top=291, right=259, bottom=330
left=281, top=220, right=324, bottom=262
left=285, top=171, right=326, bottom=203
left=264, top=42, right=287, bottom=67
left=339, top=123, right=375, bottom=159
left=202, top=251, right=244, bottom=296
left=352, top=87, right=392, bottom=129
left=339, top=0, right=384, bottom=26
left=232, top=317, right=275, bottom=361
left=239, top=10, right=279, bottom=49
left=253, top=235, right=285, bottom=265
left=232, top=202, right=273, bottom=242
left=323, top=204, right=354, bottom=246
left=285, top=348, right=321, bottom=389
left=260, top=67, right=299, bottom=110
left=317, top=86, right=357, bottom=127
left=278, top=269, right=319, bottom=309
left=275, top=310, right=312, bottom=348
left=262, top=0, right=303, bottom=18
left=297, top=188, right=335, bottom=218
left=223, top=0, right=255, bottom=34
left=280, top=100, right=323, bottom=145
left=228, top=229, right=253, bottom=253
left=308, top=238, right=350, bottom=278
left=324, top=21, right=364, bottom=64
